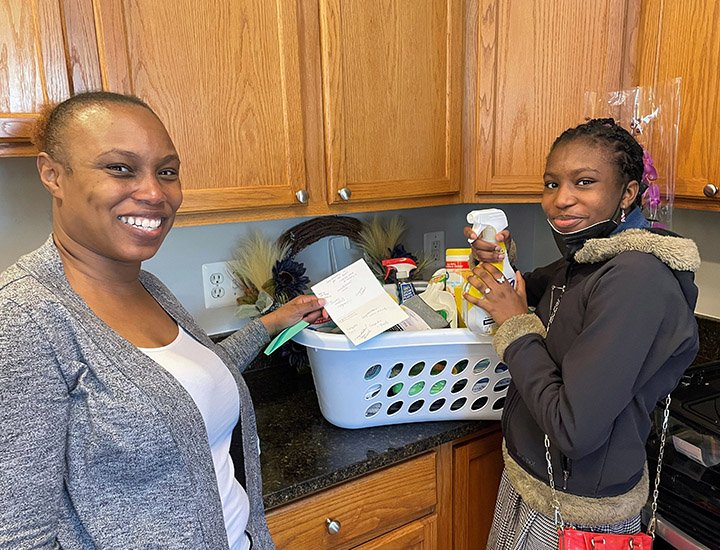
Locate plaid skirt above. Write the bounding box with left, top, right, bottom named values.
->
left=487, top=470, right=643, bottom=550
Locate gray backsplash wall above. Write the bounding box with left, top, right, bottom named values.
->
left=2, top=156, right=718, bottom=334
left=146, top=202, right=549, bottom=334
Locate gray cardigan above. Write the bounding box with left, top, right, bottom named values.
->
left=0, top=237, right=275, bottom=549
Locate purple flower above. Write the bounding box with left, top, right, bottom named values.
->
left=272, top=257, right=310, bottom=302
left=642, top=149, right=658, bottom=184
left=641, top=148, right=661, bottom=211
left=644, top=183, right=661, bottom=209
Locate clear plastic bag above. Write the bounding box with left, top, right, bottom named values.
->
left=584, top=78, right=681, bottom=229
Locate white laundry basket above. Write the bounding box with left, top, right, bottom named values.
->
left=292, top=328, right=509, bottom=429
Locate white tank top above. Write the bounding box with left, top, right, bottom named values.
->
left=139, top=327, right=250, bottom=550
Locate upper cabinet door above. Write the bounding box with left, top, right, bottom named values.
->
left=469, top=0, right=634, bottom=199
left=93, top=0, right=317, bottom=218
left=319, top=0, right=463, bottom=206
left=636, top=0, right=720, bottom=209
left=0, top=0, right=71, bottom=156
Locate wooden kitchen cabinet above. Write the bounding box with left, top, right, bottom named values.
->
left=464, top=0, right=638, bottom=201
left=3, top=1, right=648, bottom=222
left=452, top=428, right=503, bottom=549
left=0, top=0, right=109, bottom=156
left=266, top=451, right=438, bottom=549
left=318, top=0, right=464, bottom=208
left=265, top=425, right=503, bottom=549
left=5, top=1, right=652, bottom=220
left=635, top=0, right=720, bottom=210
left=0, top=0, right=70, bottom=156
left=0, top=0, right=325, bottom=223
left=1, top=0, right=466, bottom=224
left=88, top=0, right=322, bottom=222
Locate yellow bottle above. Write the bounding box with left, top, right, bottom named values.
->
left=444, top=248, right=472, bottom=328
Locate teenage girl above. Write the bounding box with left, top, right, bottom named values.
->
left=465, top=119, right=699, bottom=549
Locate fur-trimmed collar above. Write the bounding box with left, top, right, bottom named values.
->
left=502, top=443, right=649, bottom=524
left=574, top=229, right=700, bottom=272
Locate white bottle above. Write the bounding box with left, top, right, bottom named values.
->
left=463, top=208, right=515, bottom=334
left=418, top=279, right=458, bottom=328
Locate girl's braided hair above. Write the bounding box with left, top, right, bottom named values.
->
left=549, top=118, right=645, bottom=206
left=32, top=91, right=155, bottom=166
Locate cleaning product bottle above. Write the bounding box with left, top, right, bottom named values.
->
left=463, top=208, right=516, bottom=334
left=418, top=272, right=458, bottom=328
left=381, top=257, right=417, bottom=304
left=442, top=248, right=472, bottom=327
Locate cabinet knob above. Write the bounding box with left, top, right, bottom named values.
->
left=703, top=183, right=718, bottom=197
left=338, top=187, right=352, bottom=201
left=325, top=518, right=342, bottom=535
left=295, top=189, right=309, bottom=204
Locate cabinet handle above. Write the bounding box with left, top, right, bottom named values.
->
left=325, top=518, right=342, bottom=535
left=338, top=187, right=352, bottom=201
left=295, top=189, right=309, bottom=204
left=703, top=183, right=718, bottom=197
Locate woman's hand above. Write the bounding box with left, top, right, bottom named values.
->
left=464, top=227, right=512, bottom=264
left=260, top=295, right=329, bottom=336
left=464, top=263, right=528, bottom=326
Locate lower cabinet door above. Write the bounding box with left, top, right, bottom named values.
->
left=452, top=430, right=504, bottom=549
left=354, top=514, right=437, bottom=550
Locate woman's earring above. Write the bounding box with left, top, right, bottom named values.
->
left=620, top=208, right=626, bottom=223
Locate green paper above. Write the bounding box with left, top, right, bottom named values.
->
left=263, top=320, right=310, bottom=355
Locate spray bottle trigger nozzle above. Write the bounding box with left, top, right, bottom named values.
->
left=381, top=257, right=417, bottom=281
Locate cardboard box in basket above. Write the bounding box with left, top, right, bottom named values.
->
left=292, top=328, right=509, bottom=429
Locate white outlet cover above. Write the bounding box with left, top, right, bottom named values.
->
left=202, top=261, right=242, bottom=309
left=423, top=231, right=445, bottom=271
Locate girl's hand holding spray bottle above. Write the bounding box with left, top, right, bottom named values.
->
left=463, top=208, right=529, bottom=334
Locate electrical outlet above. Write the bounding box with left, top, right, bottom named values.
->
left=202, top=261, right=242, bottom=309
left=423, top=231, right=445, bottom=272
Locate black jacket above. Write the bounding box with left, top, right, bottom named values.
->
left=495, top=228, right=699, bottom=500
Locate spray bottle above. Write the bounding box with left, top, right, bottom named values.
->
left=418, top=272, right=458, bottom=328
left=463, top=208, right=515, bottom=334
left=381, top=258, right=417, bottom=304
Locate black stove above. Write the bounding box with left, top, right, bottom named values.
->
left=647, top=360, right=720, bottom=549
left=675, top=363, right=720, bottom=434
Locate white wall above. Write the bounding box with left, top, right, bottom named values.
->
left=2, top=156, right=718, bottom=334
left=673, top=209, right=720, bottom=319
left=0, top=158, right=52, bottom=264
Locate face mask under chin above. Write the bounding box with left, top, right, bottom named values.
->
left=548, top=217, right=619, bottom=261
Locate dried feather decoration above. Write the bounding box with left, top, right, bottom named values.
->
left=357, top=215, right=429, bottom=281
left=230, top=215, right=427, bottom=316
left=230, top=232, right=289, bottom=318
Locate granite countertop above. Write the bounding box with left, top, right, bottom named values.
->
left=243, top=363, right=496, bottom=510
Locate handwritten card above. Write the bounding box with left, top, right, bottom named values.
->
left=311, top=259, right=408, bottom=345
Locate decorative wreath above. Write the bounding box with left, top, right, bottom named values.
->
left=230, top=215, right=426, bottom=370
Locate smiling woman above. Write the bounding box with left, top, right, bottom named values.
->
left=463, top=119, right=701, bottom=549
left=541, top=119, right=645, bottom=261
left=37, top=97, right=181, bottom=259
left=0, top=92, right=327, bottom=550
left=33, top=96, right=185, bottom=348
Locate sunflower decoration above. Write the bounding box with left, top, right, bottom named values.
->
left=357, top=216, right=429, bottom=283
